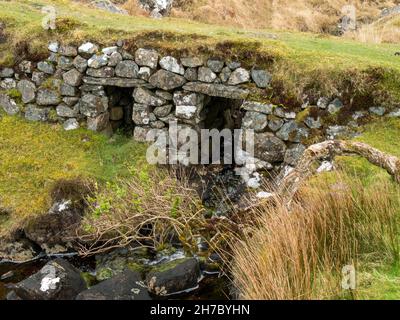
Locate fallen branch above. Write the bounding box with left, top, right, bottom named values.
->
left=279, top=140, right=400, bottom=201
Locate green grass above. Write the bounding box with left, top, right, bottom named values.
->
left=0, top=113, right=149, bottom=233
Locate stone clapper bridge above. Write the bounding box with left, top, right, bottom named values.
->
left=0, top=41, right=396, bottom=180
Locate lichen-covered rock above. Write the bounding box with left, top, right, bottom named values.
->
left=76, top=270, right=151, bottom=300
left=63, top=97, right=79, bottom=107
left=183, top=82, right=249, bottom=99
left=59, top=45, right=78, bottom=57
left=242, top=111, right=268, bottom=132
left=228, top=68, right=250, bottom=85
left=36, top=88, right=61, bottom=106
left=284, top=144, right=306, bottom=166
left=48, top=42, right=59, bottom=53
left=32, top=71, right=48, bottom=86
left=78, top=42, right=99, bottom=58
left=62, top=69, right=83, bottom=87
left=87, top=112, right=110, bottom=131
left=251, top=69, right=271, bottom=88
left=181, top=57, right=203, bottom=68
left=304, top=116, right=322, bottom=129
left=241, top=101, right=273, bottom=114
left=155, top=90, right=173, bottom=101
left=25, top=105, right=50, bottom=122
left=184, top=68, right=198, bottom=81
left=86, top=67, right=115, bottom=78
left=0, top=67, right=14, bottom=78
left=133, top=87, right=166, bottom=106
left=146, top=258, right=200, bottom=296
left=317, top=97, right=329, bottom=109
left=268, top=116, right=284, bottom=131
left=79, top=94, right=108, bottom=117
left=115, top=60, right=139, bottom=78
left=135, top=48, right=159, bottom=69
left=0, top=94, right=19, bottom=115
left=0, top=78, right=16, bottom=90
left=9, top=258, right=86, bottom=300
left=327, top=98, right=343, bottom=114
left=56, top=103, right=78, bottom=118
left=138, top=67, right=152, bottom=81
left=19, top=60, right=33, bottom=74
left=107, top=51, right=123, bottom=67
left=88, top=54, right=108, bottom=69
left=63, top=118, right=80, bottom=131
left=91, top=0, right=128, bottom=14
left=148, top=70, right=186, bottom=91
left=60, top=83, right=78, bottom=96
left=198, top=67, right=217, bottom=83
left=132, top=103, right=156, bottom=125
left=254, top=132, right=287, bottom=163
left=219, top=67, right=231, bottom=83
left=227, top=61, right=241, bottom=70
left=277, top=120, right=309, bottom=142
left=207, top=59, right=224, bottom=73
left=369, top=106, right=386, bottom=116
left=153, top=104, right=172, bottom=118
left=159, top=56, right=184, bottom=75
left=17, top=80, right=36, bottom=104
left=58, top=56, right=74, bottom=71
left=73, top=56, right=88, bottom=73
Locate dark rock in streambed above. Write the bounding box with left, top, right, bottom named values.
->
left=24, top=199, right=84, bottom=254
left=7, top=258, right=86, bottom=300
left=146, top=258, right=201, bottom=296
left=76, top=270, right=151, bottom=300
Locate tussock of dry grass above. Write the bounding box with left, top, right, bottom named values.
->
left=77, top=169, right=206, bottom=256
left=231, top=174, right=400, bottom=300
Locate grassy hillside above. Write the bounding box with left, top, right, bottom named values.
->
left=1, top=0, right=400, bottom=109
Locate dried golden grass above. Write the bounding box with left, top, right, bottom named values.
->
left=231, top=173, right=400, bottom=299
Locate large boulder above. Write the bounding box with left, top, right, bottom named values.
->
left=90, top=0, right=128, bottom=15
left=242, top=111, right=268, bottom=132
left=37, top=61, right=55, bottom=75
left=36, top=88, right=61, bottom=106
left=159, top=56, right=184, bottom=75
left=254, top=132, right=287, bottom=163
left=148, top=70, right=186, bottom=91
left=133, top=87, right=166, bottom=106
left=87, top=112, right=110, bottom=131
left=181, top=57, right=203, bottom=68
left=228, top=68, right=250, bottom=85
left=63, top=69, right=83, bottom=87
left=17, top=80, right=36, bottom=104
left=25, top=105, right=50, bottom=122
left=146, top=258, right=201, bottom=296
left=0, top=94, right=19, bottom=115
left=76, top=270, right=151, bottom=300
left=135, top=48, right=159, bottom=69
left=88, top=54, right=108, bottom=69
left=78, top=42, right=99, bottom=59
left=115, top=60, right=139, bottom=78
left=8, top=258, right=86, bottom=300
left=251, top=69, right=272, bottom=88
left=73, top=56, right=88, bottom=73
left=25, top=199, right=83, bottom=250
left=198, top=67, right=217, bottom=83
left=207, top=59, right=224, bottom=73
left=79, top=94, right=108, bottom=117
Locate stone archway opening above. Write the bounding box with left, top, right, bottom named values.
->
left=105, top=86, right=134, bottom=134
left=202, top=97, right=244, bottom=131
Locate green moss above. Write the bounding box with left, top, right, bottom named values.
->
left=0, top=114, right=150, bottom=234
left=95, top=267, right=113, bottom=281
left=80, top=272, right=97, bottom=288
left=295, top=108, right=310, bottom=123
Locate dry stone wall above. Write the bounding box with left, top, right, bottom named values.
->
left=1, top=40, right=399, bottom=170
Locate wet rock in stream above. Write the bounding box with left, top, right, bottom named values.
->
left=76, top=270, right=151, bottom=300
left=7, top=258, right=86, bottom=300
